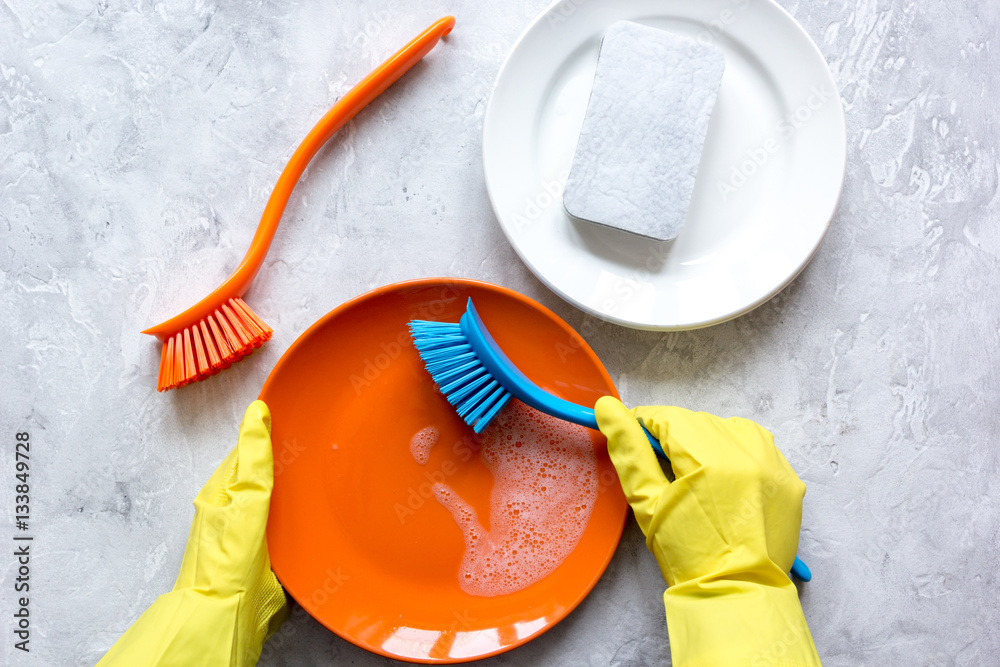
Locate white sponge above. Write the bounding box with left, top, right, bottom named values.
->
left=563, top=21, right=725, bottom=241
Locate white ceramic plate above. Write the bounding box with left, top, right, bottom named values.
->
left=483, top=0, right=846, bottom=330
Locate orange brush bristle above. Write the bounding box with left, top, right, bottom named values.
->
left=140, top=17, right=455, bottom=392
left=154, top=298, right=272, bottom=392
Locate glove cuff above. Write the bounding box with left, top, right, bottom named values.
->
left=663, top=579, right=821, bottom=666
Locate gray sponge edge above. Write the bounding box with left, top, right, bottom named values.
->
left=562, top=21, right=726, bottom=243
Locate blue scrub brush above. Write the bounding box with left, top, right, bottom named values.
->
left=408, top=298, right=812, bottom=583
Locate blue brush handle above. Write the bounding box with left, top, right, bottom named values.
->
left=462, top=300, right=811, bottom=582
left=463, top=303, right=661, bottom=447
left=554, top=404, right=665, bottom=457
left=791, top=556, right=811, bottom=582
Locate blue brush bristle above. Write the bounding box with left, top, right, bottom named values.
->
left=408, top=319, right=512, bottom=433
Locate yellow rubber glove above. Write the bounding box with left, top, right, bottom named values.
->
left=595, top=397, right=821, bottom=667
left=98, top=400, right=289, bottom=667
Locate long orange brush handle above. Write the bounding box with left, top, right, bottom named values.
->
left=142, top=16, right=455, bottom=339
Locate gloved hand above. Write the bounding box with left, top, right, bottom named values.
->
left=99, top=400, right=289, bottom=667
left=595, top=397, right=821, bottom=667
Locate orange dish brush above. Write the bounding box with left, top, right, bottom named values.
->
left=143, top=16, right=455, bottom=392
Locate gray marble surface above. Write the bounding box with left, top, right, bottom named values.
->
left=1, top=0, right=998, bottom=665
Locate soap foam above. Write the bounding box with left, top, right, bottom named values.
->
left=433, top=400, right=599, bottom=597
left=409, top=426, right=439, bottom=465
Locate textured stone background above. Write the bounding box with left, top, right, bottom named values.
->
left=1, top=0, right=998, bottom=665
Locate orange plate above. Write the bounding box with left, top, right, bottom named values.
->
left=261, top=278, right=627, bottom=663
